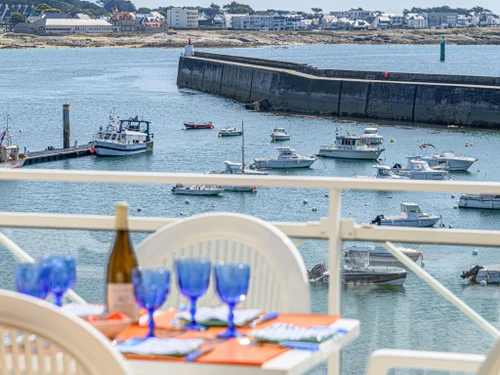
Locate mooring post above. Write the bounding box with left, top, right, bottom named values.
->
left=63, top=103, right=70, bottom=149
left=440, top=36, right=446, bottom=62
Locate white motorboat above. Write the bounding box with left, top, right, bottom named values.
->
left=309, top=251, right=407, bottom=286
left=392, top=159, right=449, bottom=180
left=218, top=127, right=243, bottom=137
left=317, top=129, right=384, bottom=160
left=270, top=127, right=291, bottom=141
left=344, top=245, right=423, bottom=266
left=206, top=161, right=268, bottom=176
left=361, top=127, right=384, bottom=144
left=171, top=184, right=223, bottom=196
left=459, top=194, right=500, bottom=209
left=93, top=110, right=153, bottom=156
left=250, top=147, right=316, bottom=169
left=461, top=265, right=500, bottom=284
left=353, top=165, right=409, bottom=179
left=371, top=202, right=442, bottom=227
left=409, top=144, right=477, bottom=171
left=0, top=114, right=25, bottom=169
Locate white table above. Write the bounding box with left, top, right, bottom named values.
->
left=129, top=319, right=360, bottom=375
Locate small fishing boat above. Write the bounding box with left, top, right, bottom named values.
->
left=218, top=127, right=243, bottom=137
left=0, top=114, right=25, bottom=169
left=361, top=127, right=384, bottom=144
left=317, top=128, right=384, bottom=160
left=344, top=245, right=423, bottom=266
left=392, top=159, right=449, bottom=180
left=461, top=265, right=500, bottom=284
left=171, top=184, right=223, bottom=196
left=184, top=121, right=213, bottom=129
left=459, top=194, right=500, bottom=209
left=371, top=202, right=441, bottom=227
left=410, top=144, right=477, bottom=171
left=353, top=165, right=409, bottom=179
left=93, top=110, right=153, bottom=156
left=250, top=147, right=316, bottom=169
left=309, top=250, right=407, bottom=286
left=206, top=161, right=268, bottom=176
left=270, top=127, right=291, bottom=141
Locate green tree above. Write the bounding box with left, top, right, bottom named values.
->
left=34, top=3, right=52, bottom=13
left=10, top=12, right=26, bottom=25
left=97, top=0, right=136, bottom=12
left=311, top=7, right=322, bottom=13
left=307, top=13, right=314, bottom=19
left=82, top=8, right=96, bottom=18
left=223, top=1, right=254, bottom=14
left=157, top=10, right=168, bottom=17
left=137, top=7, right=151, bottom=13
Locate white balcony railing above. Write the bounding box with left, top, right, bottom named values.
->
left=1, top=168, right=500, bottom=374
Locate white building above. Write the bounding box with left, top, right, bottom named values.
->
left=370, top=15, right=390, bottom=29
left=329, top=10, right=375, bottom=20
left=15, top=18, right=114, bottom=34
left=230, top=15, right=273, bottom=30
left=166, top=8, right=198, bottom=29
left=406, top=14, right=427, bottom=29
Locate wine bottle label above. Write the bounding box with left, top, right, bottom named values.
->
left=107, top=283, right=139, bottom=321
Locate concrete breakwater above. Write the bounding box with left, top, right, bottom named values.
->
left=177, top=52, right=500, bottom=128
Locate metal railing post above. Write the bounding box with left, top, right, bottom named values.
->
left=328, top=188, right=342, bottom=375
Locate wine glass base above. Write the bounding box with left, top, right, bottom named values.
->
left=217, top=329, right=243, bottom=339
left=183, top=322, right=207, bottom=331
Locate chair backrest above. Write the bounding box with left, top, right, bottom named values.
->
left=477, top=337, right=500, bottom=375
left=136, top=212, right=310, bottom=313
left=0, top=289, right=134, bottom=375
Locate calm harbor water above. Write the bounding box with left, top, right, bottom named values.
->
left=1, top=44, right=500, bottom=374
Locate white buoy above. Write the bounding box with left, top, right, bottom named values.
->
left=185, top=199, right=190, bottom=204
left=312, top=207, right=317, bottom=212
left=480, top=280, right=487, bottom=286
left=421, top=260, right=426, bottom=267
left=180, top=212, right=184, bottom=216
left=325, top=193, right=329, bottom=198
left=451, top=194, right=455, bottom=199
left=449, top=225, right=452, bottom=228
left=303, top=199, right=308, bottom=204
left=453, top=205, right=458, bottom=209
left=387, top=196, right=393, bottom=199
left=137, top=207, right=142, bottom=212
left=472, top=249, right=479, bottom=255
left=226, top=195, right=230, bottom=198
left=212, top=204, right=215, bottom=207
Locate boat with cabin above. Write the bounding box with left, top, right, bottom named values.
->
left=205, top=161, right=266, bottom=192
left=353, top=165, right=409, bottom=179
left=392, top=158, right=449, bottom=180
left=184, top=121, right=213, bottom=129
left=250, top=147, right=316, bottom=169
left=458, top=194, right=500, bottom=209
left=0, top=114, right=25, bottom=169
left=218, top=127, right=243, bottom=137
left=361, top=127, right=384, bottom=144
left=371, top=202, right=441, bottom=227
left=317, top=129, right=384, bottom=160
left=344, top=245, right=423, bottom=266
left=270, top=127, right=291, bottom=141
left=309, top=250, right=407, bottom=286
left=409, top=144, right=477, bottom=171
left=93, top=111, right=153, bottom=157
left=171, top=184, right=224, bottom=196
left=461, top=265, right=500, bottom=284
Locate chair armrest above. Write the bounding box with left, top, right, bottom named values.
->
left=367, top=349, right=485, bottom=375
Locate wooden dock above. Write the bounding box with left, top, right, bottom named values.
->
left=24, top=144, right=93, bottom=166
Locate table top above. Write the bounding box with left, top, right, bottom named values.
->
left=120, top=310, right=360, bottom=375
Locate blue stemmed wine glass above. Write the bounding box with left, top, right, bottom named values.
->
left=175, top=258, right=211, bottom=331
left=15, top=262, right=52, bottom=299
left=41, top=255, right=76, bottom=307
left=214, top=262, right=250, bottom=339
left=132, top=267, right=171, bottom=338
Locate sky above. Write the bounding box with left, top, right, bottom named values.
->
left=133, top=0, right=500, bottom=14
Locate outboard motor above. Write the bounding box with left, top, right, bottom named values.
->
left=460, top=265, right=483, bottom=282
left=371, top=214, right=385, bottom=225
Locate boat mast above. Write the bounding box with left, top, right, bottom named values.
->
left=3, top=113, right=11, bottom=147
left=241, top=121, right=245, bottom=174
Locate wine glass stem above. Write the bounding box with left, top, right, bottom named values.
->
left=147, top=309, right=155, bottom=338
left=190, top=297, right=197, bottom=325
left=54, top=293, right=63, bottom=307
left=228, top=303, right=236, bottom=335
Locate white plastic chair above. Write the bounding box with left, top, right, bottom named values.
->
left=0, top=289, right=134, bottom=375
left=367, top=343, right=500, bottom=375
left=136, top=212, right=310, bottom=313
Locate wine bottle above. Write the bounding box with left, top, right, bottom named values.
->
left=106, top=202, right=139, bottom=322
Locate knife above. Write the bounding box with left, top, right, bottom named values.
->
left=249, top=310, right=279, bottom=328
left=185, top=346, right=215, bottom=362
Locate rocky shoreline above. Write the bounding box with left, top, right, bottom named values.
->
left=1, top=28, right=500, bottom=49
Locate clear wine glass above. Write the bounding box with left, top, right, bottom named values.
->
left=41, top=255, right=76, bottom=307
left=175, top=258, right=211, bottom=331
left=132, top=267, right=171, bottom=338
left=15, top=262, right=52, bottom=299
left=214, top=262, right=250, bottom=338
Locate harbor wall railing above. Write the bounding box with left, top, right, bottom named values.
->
left=1, top=169, right=500, bottom=374
left=178, top=53, right=500, bottom=128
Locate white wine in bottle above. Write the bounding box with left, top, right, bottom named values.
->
left=106, top=202, right=139, bottom=321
